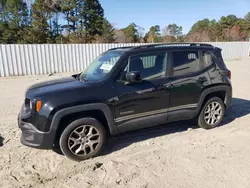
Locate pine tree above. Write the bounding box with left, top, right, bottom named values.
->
left=144, top=25, right=161, bottom=43
left=95, top=18, right=115, bottom=43
left=60, top=0, right=77, bottom=34
left=52, top=13, right=62, bottom=37
left=245, top=12, right=250, bottom=21
left=0, top=0, right=30, bottom=43
left=81, top=0, right=104, bottom=42
left=0, top=0, right=8, bottom=21
left=121, top=23, right=140, bottom=43
left=30, top=0, right=52, bottom=43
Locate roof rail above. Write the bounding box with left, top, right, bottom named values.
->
left=108, top=46, right=134, bottom=51
left=133, top=43, right=213, bottom=49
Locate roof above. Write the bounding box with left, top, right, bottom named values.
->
left=108, top=43, right=215, bottom=52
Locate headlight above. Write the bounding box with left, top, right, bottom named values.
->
left=29, top=100, right=33, bottom=110
left=23, top=98, right=32, bottom=116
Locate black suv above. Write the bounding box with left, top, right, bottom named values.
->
left=18, top=43, right=232, bottom=161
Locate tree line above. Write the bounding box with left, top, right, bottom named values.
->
left=0, top=0, right=250, bottom=44
left=142, top=13, right=250, bottom=43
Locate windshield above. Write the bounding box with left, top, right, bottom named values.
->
left=79, top=51, right=122, bottom=81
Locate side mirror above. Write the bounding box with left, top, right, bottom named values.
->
left=126, top=71, right=142, bottom=83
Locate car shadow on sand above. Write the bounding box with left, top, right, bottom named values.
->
left=101, top=97, right=250, bottom=156
left=0, top=135, right=4, bottom=147
left=221, top=97, right=250, bottom=125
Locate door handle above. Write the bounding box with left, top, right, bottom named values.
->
left=156, top=84, right=173, bottom=90
left=165, top=84, right=173, bottom=89
left=156, top=84, right=164, bottom=90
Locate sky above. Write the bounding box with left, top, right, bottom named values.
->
left=99, top=0, right=250, bottom=34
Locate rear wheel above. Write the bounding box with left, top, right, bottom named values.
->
left=59, top=118, right=107, bottom=161
left=198, top=97, right=225, bottom=129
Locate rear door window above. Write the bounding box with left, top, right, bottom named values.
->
left=172, top=51, right=199, bottom=76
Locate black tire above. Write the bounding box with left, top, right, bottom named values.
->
left=59, top=118, right=107, bottom=161
left=198, top=97, right=225, bottom=129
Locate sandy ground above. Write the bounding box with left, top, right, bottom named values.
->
left=0, top=59, right=250, bottom=188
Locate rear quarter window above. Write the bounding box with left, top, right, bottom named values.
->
left=201, top=51, right=214, bottom=68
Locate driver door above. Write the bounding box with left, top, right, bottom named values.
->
left=113, top=51, right=172, bottom=132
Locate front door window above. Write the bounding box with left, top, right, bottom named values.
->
left=120, top=52, right=168, bottom=81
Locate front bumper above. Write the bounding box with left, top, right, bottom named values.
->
left=18, top=113, right=54, bottom=149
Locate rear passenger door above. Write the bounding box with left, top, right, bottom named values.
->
left=167, top=50, right=211, bottom=121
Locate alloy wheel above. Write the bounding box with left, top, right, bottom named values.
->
left=204, top=101, right=222, bottom=125
left=68, top=125, right=100, bottom=156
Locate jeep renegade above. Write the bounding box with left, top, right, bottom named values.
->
left=18, top=43, right=232, bottom=161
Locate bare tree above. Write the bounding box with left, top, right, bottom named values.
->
left=162, top=24, right=183, bottom=38
left=136, top=25, right=145, bottom=43
left=114, top=30, right=126, bottom=43
left=187, top=31, right=211, bottom=42
left=225, top=26, right=246, bottom=41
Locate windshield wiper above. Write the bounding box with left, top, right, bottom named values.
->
left=75, top=74, right=87, bottom=82
left=81, top=78, right=88, bottom=82
left=79, top=76, right=88, bottom=82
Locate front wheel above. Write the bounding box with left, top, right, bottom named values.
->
left=198, top=97, right=225, bottom=129
left=59, top=118, right=107, bottom=161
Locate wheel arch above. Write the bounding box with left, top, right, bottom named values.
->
left=50, top=103, right=118, bottom=146
left=196, top=85, right=232, bottom=115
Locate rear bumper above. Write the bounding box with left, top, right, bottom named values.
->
left=18, top=113, right=54, bottom=149
left=225, top=86, right=232, bottom=108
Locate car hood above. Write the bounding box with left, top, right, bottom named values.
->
left=26, top=76, right=86, bottom=98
